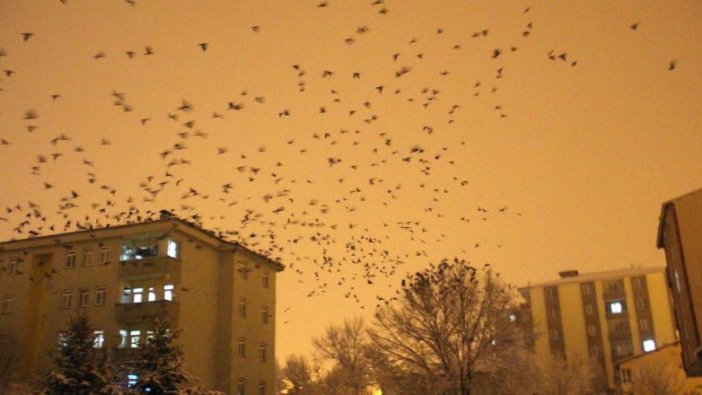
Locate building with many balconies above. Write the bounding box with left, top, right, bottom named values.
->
left=0, top=212, right=283, bottom=394
left=516, top=267, right=677, bottom=392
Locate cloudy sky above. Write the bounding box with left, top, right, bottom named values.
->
left=1, top=0, right=701, bottom=361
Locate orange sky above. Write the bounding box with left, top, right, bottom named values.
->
left=1, top=0, right=701, bottom=362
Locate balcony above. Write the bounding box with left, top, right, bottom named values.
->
left=115, top=300, right=180, bottom=324
left=119, top=256, right=181, bottom=281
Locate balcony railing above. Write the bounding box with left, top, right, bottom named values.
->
left=119, top=256, right=180, bottom=281
left=115, top=300, right=180, bottom=324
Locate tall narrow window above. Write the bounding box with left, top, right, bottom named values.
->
left=164, top=284, right=174, bottom=301
left=66, top=251, right=77, bottom=269
left=258, top=381, right=265, bottom=395
left=238, top=338, right=246, bottom=357
left=8, top=258, right=21, bottom=275
left=83, top=250, right=93, bottom=267
left=259, top=343, right=267, bottom=362
left=95, top=287, right=106, bottom=306
left=236, top=378, right=245, bottom=395
left=79, top=289, right=90, bottom=307
left=100, top=247, right=110, bottom=265
left=239, top=262, right=248, bottom=279
left=2, top=296, right=14, bottom=314
left=132, top=288, right=143, bottom=303
left=147, top=287, right=156, bottom=302
left=61, top=290, right=73, bottom=309
left=581, top=283, right=591, bottom=295
left=119, top=330, right=128, bottom=348
left=130, top=330, right=141, bottom=348
left=584, top=304, right=594, bottom=315
left=239, top=298, right=247, bottom=317
left=93, top=330, right=104, bottom=348
left=262, top=270, right=269, bottom=288
left=262, top=306, right=269, bottom=324
left=167, top=239, right=179, bottom=258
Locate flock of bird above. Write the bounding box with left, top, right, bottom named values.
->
left=0, top=1, right=678, bottom=314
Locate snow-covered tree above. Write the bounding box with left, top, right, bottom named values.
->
left=125, top=318, right=191, bottom=394
left=43, top=314, right=117, bottom=394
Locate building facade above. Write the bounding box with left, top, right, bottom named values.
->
left=517, top=267, right=677, bottom=391
left=0, top=214, right=283, bottom=394
left=616, top=342, right=702, bottom=394
left=658, top=187, right=702, bottom=376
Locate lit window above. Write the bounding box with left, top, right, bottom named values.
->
left=121, top=244, right=158, bottom=261
left=122, top=288, right=132, bottom=303
left=119, top=330, right=128, bottom=348
left=146, top=330, right=154, bottom=343
left=83, top=250, right=93, bottom=266
left=164, top=284, right=174, bottom=301
left=608, top=301, right=624, bottom=314
left=100, top=247, right=110, bottom=265
left=148, top=287, right=156, bottom=302
left=621, top=368, right=631, bottom=384
left=130, top=330, right=141, bottom=348
left=133, top=288, right=143, bottom=303
left=2, top=296, right=14, bottom=314
left=262, top=271, right=269, bottom=288
left=93, top=330, right=104, bottom=348
left=167, top=239, right=178, bottom=258
left=95, top=287, right=106, bottom=306
left=262, top=306, right=269, bottom=324
left=259, top=343, right=267, bottom=362
left=508, top=313, right=516, bottom=322
left=238, top=338, right=246, bottom=357
left=79, top=289, right=90, bottom=307
left=127, top=374, right=138, bottom=387
left=642, top=339, right=656, bottom=352
left=239, top=298, right=247, bottom=317
left=236, top=378, right=245, bottom=395
left=58, top=332, right=67, bottom=348
left=66, top=251, right=77, bottom=269
left=61, top=290, right=73, bottom=309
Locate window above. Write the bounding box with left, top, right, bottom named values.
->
left=632, top=277, right=642, bottom=289
left=608, top=301, right=624, bottom=314
left=640, top=319, right=650, bottom=331
left=548, top=308, right=557, bottom=319
left=148, top=287, right=156, bottom=302
left=587, top=324, right=597, bottom=337
left=122, top=288, right=132, bottom=303
left=259, top=343, right=267, bottom=362
left=119, top=330, right=128, bottom=348
left=262, top=306, right=269, bottom=324
left=584, top=304, right=594, bottom=315
left=61, top=290, right=73, bottom=309
left=550, top=328, right=560, bottom=339
left=508, top=313, right=516, bottom=322
left=99, top=247, right=110, bottom=264
left=58, top=332, right=67, bottom=348
left=236, top=378, right=245, bottom=395
left=130, top=330, right=141, bottom=348
left=132, top=288, right=143, bottom=303
left=621, top=368, right=632, bottom=384
left=545, top=288, right=554, bottom=298
left=79, top=288, right=90, bottom=307
left=239, top=262, right=248, bottom=279
left=239, top=298, right=247, bottom=317
left=636, top=298, right=647, bottom=310
left=164, top=284, right=174, bottom=301
left=127, top=374, right=138, bottom=387
left=642, top=339, right=656, bottom=352
left=2, top=296, right=14, bottom=314
left=120, top=244, right=157, bottom=261
left=66, top=251, right=77, bottom=269
left=262, top=270, right=269, bottom=288
left=8, top=258, right=21, bottom=275
left=238, top=338, right=246, bottom=357
left=95, top=287, right=106, bottom=306
left=581, top=283, right=591, bottom=295
left=83, top=250, right=93, bottom=266
left=167, top=239, right=179, bottom=258
left=258, top=381, right=266, bottom=395
left=93, top=330, right=104, bottom=348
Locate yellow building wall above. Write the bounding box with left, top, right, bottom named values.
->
left=529, top=287, right=551, bottom=359
left=647, top=271, right=678, bottom=347
left=559, top=282, right=589, bottom=365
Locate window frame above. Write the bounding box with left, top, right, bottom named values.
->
left=95, top=287, right=106, bottom=306
left=61, top=290, right=73, bottom=309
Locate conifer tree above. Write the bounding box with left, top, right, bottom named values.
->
left=44, top=314, right=117, bottom=395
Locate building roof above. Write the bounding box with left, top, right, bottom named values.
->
left=657, top=187, right=702, bottom=248
left=0, top=213, right=285, bottom=271
left=521, top=266, right=665, bottom=289
left=615, top=341, right=680, bottom=367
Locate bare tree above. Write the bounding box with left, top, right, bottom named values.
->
left=313, top=317, right=371, bottom=395
left=367, top=258, right=527, bottom=395
left=535, top=353, right=600, bottom=395
left=630, top=362, right=686, bottom=395
left=281, top=354, right=321, bottom=395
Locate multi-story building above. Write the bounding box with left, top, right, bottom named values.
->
left=658, top=187, right=702, bottom=376
left=517, top=267, right=677, bottom=391
left=0, top=212, right=283, bottom=394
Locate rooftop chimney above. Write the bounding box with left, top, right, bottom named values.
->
left=558, top=270, right=580, bottom=278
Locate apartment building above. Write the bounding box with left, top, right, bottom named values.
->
left=517, top=267, right=677, bottom=391
left=0, top=213, right=283, bottom=394
left=658, top=187, right=702, bottom=376
left=616, top=342, right=702, bottom=394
